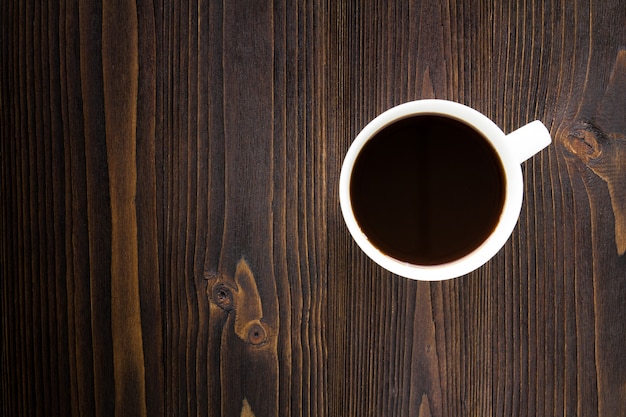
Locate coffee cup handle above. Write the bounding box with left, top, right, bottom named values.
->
left=506, top=120, right=552, bottom=164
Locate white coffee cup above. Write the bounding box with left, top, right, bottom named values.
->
left=339, top=99, right=551, bottom=281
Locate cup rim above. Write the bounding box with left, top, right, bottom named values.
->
left=339, top=99, right=524, bottom=280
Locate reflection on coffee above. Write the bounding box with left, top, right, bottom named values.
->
left=349, top=115, right=506, bottom=265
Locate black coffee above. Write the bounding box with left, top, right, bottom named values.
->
left=350, top=115, right=505, bottom=265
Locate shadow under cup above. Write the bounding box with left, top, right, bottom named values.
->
left=348, top=114, right=506, bottom=266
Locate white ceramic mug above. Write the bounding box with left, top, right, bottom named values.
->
left=339, top=99, right=552, bottom=281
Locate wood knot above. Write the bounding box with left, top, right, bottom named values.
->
left=210, top=282, right=235, bottom=311
left=562, top=121, right=603, bottom=164
left=245, top=321, right=268, bottom=346
left=560, top=117, right=626, bottom=256
left=205, top=258, right=270, bottom=346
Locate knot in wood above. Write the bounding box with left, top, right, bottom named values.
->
left=210, top=283, right=235, bottom=311
left=205, top=259, right=270, bottom=346
left=563, top=122, right=603, bottom=164
left=245, top=321, right=268, bottom=346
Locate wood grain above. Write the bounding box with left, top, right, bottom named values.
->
left=1, top=0, right=625, bottom=416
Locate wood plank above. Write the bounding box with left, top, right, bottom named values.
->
left=1, top=0, right=625, bottom=416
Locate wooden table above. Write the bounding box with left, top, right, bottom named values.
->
left=2, top=0, right=625, bottom=415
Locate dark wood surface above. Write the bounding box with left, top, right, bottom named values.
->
left=2, top=0, right=625, bottom=416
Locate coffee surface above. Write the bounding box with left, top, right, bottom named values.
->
left=350, top=115, right=505, bottom=265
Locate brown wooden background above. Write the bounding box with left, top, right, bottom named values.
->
left=2, top=0, right=626, bottom=416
